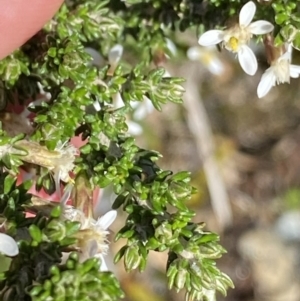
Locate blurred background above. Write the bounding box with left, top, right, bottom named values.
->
left=105, top=30, right=300, bottom=301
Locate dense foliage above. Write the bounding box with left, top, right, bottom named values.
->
left=1, top=0, right=298, bottom=300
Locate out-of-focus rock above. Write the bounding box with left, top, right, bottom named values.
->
left=275, top=210, right=300, bottom=242
left=238, top=229, right=300, bottom=301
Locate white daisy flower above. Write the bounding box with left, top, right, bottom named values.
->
left=257, top=45, right=300, bottom=98
left=0, top=233, right=18, bottom=257
left=198, top=1, right=274, bottom=75
left=187, top=46, right=225, bottom=75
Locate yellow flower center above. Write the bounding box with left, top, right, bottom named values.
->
left=228, top=37, right=239, bottom=52
left=223, top=25, right=252, bottom=53
left=201, top=52, right=214, bottom=66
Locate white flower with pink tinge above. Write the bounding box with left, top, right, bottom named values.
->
left=198, top=1, right=274, bottom=75
left=257, top=45, right=300, bottom=98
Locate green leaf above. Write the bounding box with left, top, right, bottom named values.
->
left=29, top=225, right=43, bottom=243
left=50, top=205, right=62, bottom=218
left=48, top=47, right=57, bottom=58
left=275, top=12, right=288, bottom=25
left=4, top=175, right=15, bottom=194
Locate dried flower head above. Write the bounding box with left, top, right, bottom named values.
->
left=12, top=140, right=78, bottom=184
left=63, top=206, right=117, bottom=271
left=257, top=44, right=300, bottom=98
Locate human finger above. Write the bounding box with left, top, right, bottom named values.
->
left=0, top=0, right=64, bottom=59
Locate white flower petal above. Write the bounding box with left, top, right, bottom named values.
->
left=54, top=170, right=62, bottom=198
left=85, top=47, right=103, bottom=67
left=207, top=58, right=225, bottom=75
left=290, top=65, right=300, bottom=78
left=0, top=233, right=18, bottom=257
left=166, top=38, right=177, bottom=56
left=248, top=20, right=274, bottom=34
left=163, top=69, right=171, bottom=77
left=98, top=254, right=108, bottom=271
left=37, top=82, right=51, bottom=100
left=127, top=120, right=143, bottom=136
left=144, top=96, right=154, bottom=112
left=133, top=98, right=154, bottom=120
left=279, top=51, right=292, bottom=62
left=61, top=183, right=74, bottom=206
left=290, top=71, right=299, bottom=78
left=239, top=1, right=256, bottom=27
left=198, top=30, right=224, bottom=46
left=286, top=43, right=293, bottom=54
left=97, top=210, right=117, bottom=230
left=93, top=185, right=117, bottom=219
left=131, top=101, right=139, bottom=109
left=108, top=44, right=123, bottom=65
left=133, top=104, right=148, bottom=120
left=93, top=100, right=101, bottom=112
left=237, top=45, right=257, bottom=75
left=88, top=240, right=98, bottom=257
left=187, top=47, right=202, bottom=61
left=257, top=68, right=276, bottom=98
left=113, top=93, right=124, bottom=109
